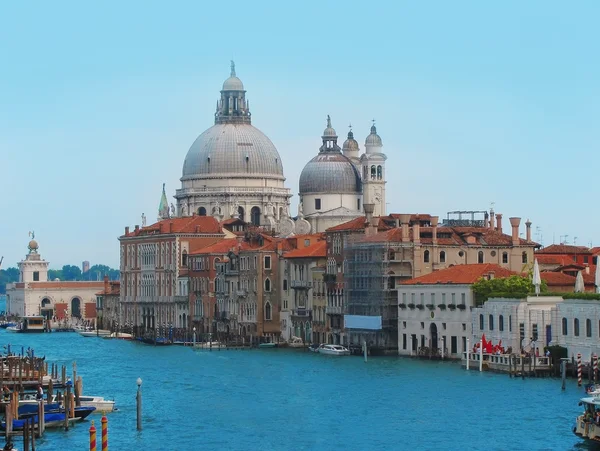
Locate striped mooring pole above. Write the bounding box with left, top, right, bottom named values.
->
left=101, top=415, right=108, bottom=451
left=577, top=353, right=582, bottom=386
left=89, top=420, right=96, bottom=451
left=594, top=353, right=598, bottom=383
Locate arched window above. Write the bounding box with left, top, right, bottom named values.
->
left=265, top=302, right=272, bottom=321
left=371, top=165, right=376, bottom=179
left=509, top=315, right=512, bottom=332
left=479, top=314, right=484, bottom=330
left=376, top=165, right=382, bottom=180
left=424, top=250, right=430, bottom=263
left=182, top=251, right=188, bottom=267
left=586, top=318, right=592, bottom=337
left=238, top=206, right=245, bottom=222
left=198, top=207, right=207, bottom=216
left=251, top=207, right=261, bottom=226
left=478, top=251, right=484, bottom=264
left=489, top=315, right=494, bottom=331
left=439, top=251, right=446, bottom=263
left=264, top=278, right=271, bottom=292
left=522, top=252, right=528, bottom=264
left=499, top=315, right=504, bottom=331
left=502, top=252, right=508, bottom=264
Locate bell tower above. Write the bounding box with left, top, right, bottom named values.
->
left=360, top=121, right=387, bottom=217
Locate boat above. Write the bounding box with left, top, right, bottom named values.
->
left=288, top=336, right=305, bottom=348
left=5, top=325, right=20, bottom=333
left=20, top=395, right=116, bottom=413
left=18, top=316, right=46, bottom=333
left=0, top=413, right=81, bottom=430
left=573, top=393, right=600, bottom=441
left=0, top=322, right=17, bottom=329
left=20, top=405, right=96, bottom=420
left=318, top=344, right=350, bottom=356
left=258, top=342, right=278, bottom=348
left=78, top=329, right=111, bottom=338
left=308, top=343, right=322, bottom=353
left=194, top=341, right=227, bottom=350
left=103, top=332, right=133, bottom=340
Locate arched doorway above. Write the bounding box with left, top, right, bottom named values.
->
left=430, top=323, right=438, bottom=351
left=71, top=297, right=81, bottom=318
left=40, top=298, right=52, bottom=319
left=250, top=207, right=261, bottom=226
left=238, top=206, right=245, bottom=222
left=182, top=313, right=187, bottom=328
left=305, top=322, right=311, bottom=344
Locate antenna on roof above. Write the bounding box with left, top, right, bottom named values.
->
left=574, top=236, right=578, bottom=245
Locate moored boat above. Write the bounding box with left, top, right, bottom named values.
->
left=0, top=413, right=81, bottom=431
left=318, top=344, right=350, bottom=356
left=78, top=329, right=111, bottom=338
left=6, top=325, right=20, bottom=333
left=308, top=343, right=322, bottom=353
left=258, top=342, right=278, bottom=348
left=573, top=394, right=600, bottom=441
left=103, top=332, right=133, bottom=340
left=194, top=341, right=226, bottom=350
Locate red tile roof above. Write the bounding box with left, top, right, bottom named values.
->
left=535, top=254, right=575, bottom=266
left=284, top=241, right=327, bottom=259
left=540, top=272, right=577, bottom=286
left=125, top=216, right=222, bottom=237
left=400, top=264, right=516, bottom=285
left=326, top=216, right=392, bottom=232
left=190, top=239, right=244, bottom=255
left=536, top=244, right=592, bottom=255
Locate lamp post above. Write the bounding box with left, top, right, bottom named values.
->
left=136, top=378, right=142, bottom=431
left=193, top=327, right=196, bottom=347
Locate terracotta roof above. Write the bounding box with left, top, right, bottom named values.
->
left=326, top=216, right=391, bottom=232
left=400, top=264, right=516, bottom=285
left=284, top=241, right=327, bottom=259
left=535, top=254, right=574, bottom=266
left=190, top=239, right=243, bottom=255
left=124, top=216, right=222, bottom=237
left=536, top=244, right=592, bottom=255
left=540, top=272, right=576, bottom=286
left=95, top=281, right=120, bottom=296
left=591, top=247, right=600, bottom=256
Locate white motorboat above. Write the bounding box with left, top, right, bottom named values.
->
left=103, top=332, right=133, bottom=340
left=288, top=336, right=305, bottom=348
left=318, top=344, right=350, bottom=356
left=574, top=394, right=600, bottom=441
left=194, top=341, right=227, bottom=350
left=78, top=330, right=111, bottom=338
left=20, top=394, right=116, bottom=413
left=6, top=325, right=20, bottom=333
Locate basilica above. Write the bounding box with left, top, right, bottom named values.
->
left=168, top=62, right=386, bottom=234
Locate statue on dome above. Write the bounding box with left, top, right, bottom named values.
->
left=265, top=202, right=275, bottom=217
left=141, top=213, right=147, bottom=227
left=297, top=201, right=304, bottom=218
left=181, top=201, right=188, bottom=217
left=170, top=203, right=176, bottom=217
left=212, top=202, right=222, bottom=216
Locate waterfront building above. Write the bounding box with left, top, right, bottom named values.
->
left=281, top=237, right=327, bottom=343
left=118, top=215, right=225, bottom=331
left=174, top=62, right=292, bottom=231
left=6, top=236, right=103, bottom=320
left=95, top=276, right=120, bottom=330
left=298, top=118, right=387, bottom=234
left=552, top=298, right=600, bottom=359
left=325, top=209, right=539, bottom=350
left=471, top=295, right=564, bottom=353
left=397, top=264, right=515, bottom=358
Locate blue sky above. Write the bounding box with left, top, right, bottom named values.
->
left=1, top=1, right=598, bottom=269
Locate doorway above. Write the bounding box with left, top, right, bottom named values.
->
left=430, top=323, right=438, bottom=351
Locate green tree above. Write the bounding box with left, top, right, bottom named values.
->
left=0, top=267, right=19, bottom=294
left=47, top=269, right=63, bottom=281
left=472, top=275, right=547, bottom=306
left=61, top=265, right=82, bottom=281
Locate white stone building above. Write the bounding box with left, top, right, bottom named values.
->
left=552, top=298, right=600, bottom=360
left=298, top=117, right=387, bottom=233
left=174, top=62, right=292, bottom=231
left=6, top=236, right=103, bottom=321
left=397, top=264, right=516, bottom=358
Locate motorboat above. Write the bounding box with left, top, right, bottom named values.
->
left=20, top=405, right=96, bottom=420
left=308, top=343, right=322, bottom=353
left=0, top=412, right=81, bottom=430
left=78, top=329, right=111, bottom=338
left=288, top=336, right=305, bottom=348
left=20, top=395, right=116, bottom=413
left=318, top=344, right=350, bottom=356
left=5, top=325, right=20, bottom=332
left=258, top=342, right=278, bottom=349
left=103, top=332, right=133, bottom=340
left=0, top=322, right=17, bottom=329
left=573, top=394, right=600, bottom=441
left=194, top=341, right=226, bottom=350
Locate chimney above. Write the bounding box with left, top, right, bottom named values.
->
left=125, top=226, right=130, bottom=235
left=413, top=221, right=420, bottom=244
left=525, top=219, right=532, bottom=242
left=509, top=217, right=521, bottom=245
left=489, top=210, right=495, bottom=229
left=431, top=216, right=439, bottom=245
left=134, top=225, right=139, bottom=232
left=395, top=218, right=400, bottom=228
left=496, top=214, right=503, bottom=233
left=169, top=222, right=173, bottom=233
left=399, top=214, right=411, bottom=243
left=586, top=266, right=590, bottom=275
left=364, top=203, right=375, bottom=224
left=488, top=271, right=495, bottom=280
left=104, top=275, right=109, bottom=294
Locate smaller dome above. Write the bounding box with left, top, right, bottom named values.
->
left=343, top=130, right=359, bottom=152
left=28, top=240, right=38, bottom=250
left=222, top=76, right=244, bottom=91
left=365, top=124, right=383, bottom=147
left=299, top=153, right=362, bottom=195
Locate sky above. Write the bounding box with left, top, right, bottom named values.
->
left=1, top=1, right=599, bottom=269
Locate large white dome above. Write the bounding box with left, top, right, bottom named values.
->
left=182, top=123, right=284, bottom=180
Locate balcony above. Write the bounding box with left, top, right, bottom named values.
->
left=293, top=308, right=311, bottom=317
left=174, top=296, right=188, bottom=305
left=236, top=290, right=248, bottom=297
left=326, top=306, right=343, bottom=315
left=290, top=280, right=312, bottom=289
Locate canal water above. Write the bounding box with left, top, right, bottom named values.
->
left=0, top=330, right=591, bottom=450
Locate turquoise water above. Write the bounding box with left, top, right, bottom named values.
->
left=0, top=331, right=591, bottom=451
